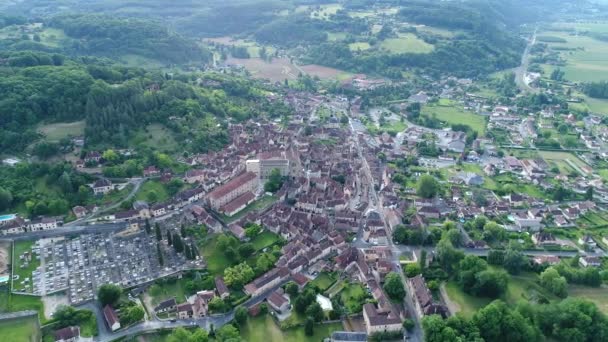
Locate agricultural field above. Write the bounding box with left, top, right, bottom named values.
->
left=349, top=42, right=371, bottom=51
left=421, top=99, right=487, bottom=135
left=0, top=316, right=40, bottom=342
left=37, top=121, right=85, bottom=143
left=538, top=22, right=608, bottom=83
left=538, top=151, right=589, bottom=175
left=240, top=313, right=343, bottom=342
left=119, top=54, right=165, bottom=69
left=204, top=37, right=275, bottom=58
left=379, top=33, right=434, bottom=54
left=308, top=4, right=343, bottom=20
left=38, top=28, right=67, bottom=48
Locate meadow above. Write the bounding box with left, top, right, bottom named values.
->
left=379, top=33, right=434, bottom=54
left=240, top=314, right=343, bottom=342
left=421, top=99, right=487, bottom=135
left=38, top=121, right=85, bottom=143
left=0, top=316, right=40, bottom=342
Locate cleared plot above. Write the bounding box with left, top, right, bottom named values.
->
left=421, top=99, right=486, bottom=135
left=119, top=54, right=164, bottom=69
left=227, top=57, right=299, bottom=82
left=0, top=316, right=40, bottom=342
left=299, top=64, right=352, bottom=80
left=414, top=25, right=456, bottom=38
left=379, top=34, right=434, bottom=54
left=327, top=32, right=347, bottom=41
left=310, top=4, right=343, bottom=20
left=551, top=21, right=608, bottom=34
left=135, top=180, right=170, bottom=204
left=538, top=151, right=587, bottom=169
left=38, top=121, right=85, bottom=142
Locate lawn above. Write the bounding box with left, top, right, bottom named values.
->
left=380, top=120, right=407, bottom=134
left=379, top=33, right=434, bottom=54
left=147, top=278, right=190, bottom=305
left=444, top=281, right=491, bottom=317
left=310, top=272, right=337, bottom=292
left=340, top=283, right=368, bottom=313
left=38, top=121, right=85, bottom=142
left=12, top=241, right=39, bottom=293
left=199, top=235, right=232, bottom=276
left=0, top=316, right=40, bottom=342
left=569, top=285, right=608, bottom=314
left=241, top=314, right=343, bottom=342
left=250, top=231, right=280, bottom=252
left=135, top=180, right=170, bottom=204
left=421, top=99, right=486, bottom=135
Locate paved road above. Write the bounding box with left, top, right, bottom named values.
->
left=514, top=29, right=539, bottom=94
left=0, top=222, right=127, bottom=241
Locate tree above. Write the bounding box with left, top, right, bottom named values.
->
left=208, top=297, right=227, bottom=313
left=585, top=187, right=593, bottom=200
left=294, top=289, right=317, bottom=313
left=403, top=318, right=415, bottom=331
left=167, top=231, right=173, bottom=246
left=436, top=238, right=464, bottom=273
left=144, top=219, right=151, bottom=234
left=405, top=263, right=422, bottom=277
left=416, top=174, right=439, bottom=198
left=472, top=270, right=508, bottom=298
left=234, top=306, right=248, bottom=325
left=458, top=255, right=488, bottom=290
left=383, top=272, right=405, bottom=300
left=98, top=284, right=121, bottom=306
left=304, top=317, right=314, bottom=336
left=445, top=229, right=462, bottom=247
left=0, top=187, right=13, bottom=211
left=540, top=267, right=568, bottom=298
left=237, top=243, right=255, bottom=258
left=224, top=263, right=255, bottom=289
left=264, top=168, right=284, bottom=193
left=173, top=234, right=184, bottom=253
left=482, top=222, right=506, bottom=243
left=157, top=244, right=164, bottom=266
left=503, top=248, right=527, bottom=275
left=216, top=324, right=240, bottom=342
left=306, top=302, right=325, bottom=322
left=180, top=224, right=187, bottom=238
left=487, top=250, right=505, bottom=265
left=168, top=327, right=210, bottom=342
left=155, top=223, right=162, bottom=241
left=472, top=300, right=540, bottom=342
left=285, top=281, right=299, bottom=298
left=122, top=305, right=145, bottom=324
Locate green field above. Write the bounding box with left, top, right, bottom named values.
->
left=422, top=99, right=487, bottom=135
left=310, top=272, right=337, bottom=292
left=135, top=180, right=170, bottom=204
left=349, top=42, right=371, bottom=51
left=309, top=4, right=343, bottom=20
left=250, top=231, right=280, bottom=252
left=538, top=151, right=588, bottom=173
left=380, top=34, right=434, bottom=54
left=241, top=314, right=343, bottom=342
left=539, top=24, right=608, bottom=82
left=38, top=121, right=85, bottom=142
left=444, top=272, right=556, bottom=318
left=148, top=278, right=190, bottom=305
left=0, top=316, right=40, bottom=342
left=569, top=285, right=608, bottom=314
left=340, top=283, right=368, bottom=313
left=199, top=235, right=232, bottom=276
left=119, top=54, right=164, bottom=69
left=39, top=28, right=67, bottom=48
left=130, top=124, right=178, bottom=152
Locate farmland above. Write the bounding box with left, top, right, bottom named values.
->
left=226, top=57, right=348, bottom=82
left=38, top=121, right=85, bottom=143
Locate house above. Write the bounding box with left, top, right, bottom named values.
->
left=532, top=255, right=560, bottom=266
left=215, top=277, right=230, bottom=299
left=28, top=217, right=60, bottom=231
left=267, top=290, right=290, bottom=314
left=84, top=151, right=101, bottom=163
left=579, top=256, right=602, bottom=268
left=244, top=267, right=290, bottom=297
left=220, top=191, right=255, bottom=216
left=154, top=298, right=177, bottom=314
left=103, top=305, right=121, bottom=331
left=408, top=275, right=448, bottom=319
left=532, top=232, right=557, bottom=246
left=143, top=166, right=160, bottom=177
left=184, top=169, right=205, bottom=184
left=578, top=235, right=597, bottom=249
left=176, top=303, right=194, bottom=319
left=207, top=172, right=259, bottom=210
left=54, top=326, right=80, bottom=342
left=362, top=303, right=402, bottom=335
left=228, top=224, right=246, bottom=240
left=418, top=206, right=441, bottom=219
left=151, top=203, right=169, bottom=217
left=92, top=178, right=113, bottom=195
left=72, top=206, right=87, bottom=219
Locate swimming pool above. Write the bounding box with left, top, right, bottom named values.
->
left=0, top=214, right=16, bottom=222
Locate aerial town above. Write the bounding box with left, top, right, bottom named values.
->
left=0, top=1, right=608, bottom=342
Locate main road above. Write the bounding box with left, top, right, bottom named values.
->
left=514, top=28, right=539, bottom=94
